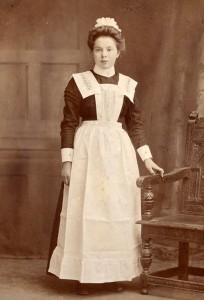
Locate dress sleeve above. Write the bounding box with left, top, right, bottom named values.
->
left=60, top=77, right=82, bottom=162
left=124, top=94, right=152, bottom=161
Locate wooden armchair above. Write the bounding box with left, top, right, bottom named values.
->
left=136, top=111, right=204, bottom=294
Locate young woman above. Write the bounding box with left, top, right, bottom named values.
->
left=48, top=17, right=163, bottom=295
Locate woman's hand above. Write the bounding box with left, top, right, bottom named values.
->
left=61, top=161, right=72, bottom=185
left=144, top=158, right=164, bottom=177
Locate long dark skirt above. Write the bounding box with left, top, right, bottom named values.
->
left=46, top=182, right=64, bottom=274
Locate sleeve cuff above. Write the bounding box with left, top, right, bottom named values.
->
left=137, top=145, right=152, bottom=161
left=61, top=148, right=74, bottom=163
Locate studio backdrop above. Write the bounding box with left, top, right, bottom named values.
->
left=0, top=0, right=203, bottom=258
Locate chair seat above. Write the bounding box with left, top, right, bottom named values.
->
left=137, top=214, right=204, bottom=231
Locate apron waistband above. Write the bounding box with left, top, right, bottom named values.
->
left=81, top=120, right=122, bottom=128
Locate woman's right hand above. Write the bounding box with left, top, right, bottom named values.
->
left=61, top=161, right=72, bottom=185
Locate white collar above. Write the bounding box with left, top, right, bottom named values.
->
left=93, top=65, right=115, bottom=77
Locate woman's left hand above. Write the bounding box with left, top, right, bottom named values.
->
left=144, top=158, right=164, bottom=177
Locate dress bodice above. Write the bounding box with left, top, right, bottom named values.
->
left=61, top=70, right=147, bottom=150
left=73, top=71, right=136, bottom=122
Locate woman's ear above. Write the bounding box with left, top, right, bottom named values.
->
left=117, top=51, right=120, bottom=58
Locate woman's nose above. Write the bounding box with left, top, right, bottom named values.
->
left=101, top=51, right=107, bottom=57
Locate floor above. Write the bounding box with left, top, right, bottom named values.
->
left=0, top=258, right=204, bottom=300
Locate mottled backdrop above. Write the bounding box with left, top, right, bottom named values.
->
left=0, top=0, right=203, bottom=258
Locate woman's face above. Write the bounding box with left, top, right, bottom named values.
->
left=92, top=36, right=120, bottom=69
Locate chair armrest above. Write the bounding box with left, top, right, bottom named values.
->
left=136, top=167, right=195, bottom=189
left=136, top=167, right=198, bottom=221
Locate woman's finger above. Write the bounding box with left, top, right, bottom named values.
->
left=63, top=176, right=70, bottom=186
left=154, top=167, right=164, bottom=177
left=149, top=168, right=155, bottom=175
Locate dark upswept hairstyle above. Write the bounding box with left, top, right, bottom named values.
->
left=87, top=26, right=126, bottom=52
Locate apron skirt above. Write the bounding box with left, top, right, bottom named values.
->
left=48, top=121, right=142, bottom=283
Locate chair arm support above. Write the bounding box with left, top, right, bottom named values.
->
left=136, top=167, right=196, bottom=189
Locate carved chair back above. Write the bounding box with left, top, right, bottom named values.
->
left=180, top=112, right=204, bottom=215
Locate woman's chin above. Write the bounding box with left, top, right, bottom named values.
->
left=99, top=64, right=111, bottom=69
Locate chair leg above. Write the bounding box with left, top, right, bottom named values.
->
left=178, top=241, right=189, bottom=280
left=140, top=238, right=152, bottom=295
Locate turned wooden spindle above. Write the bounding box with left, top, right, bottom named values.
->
left=140, top=238, right=152, bottom=295
left=142, top=185, right=154, bottom=220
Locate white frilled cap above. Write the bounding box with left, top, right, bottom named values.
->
left=94, top=17, right=121, bottom=32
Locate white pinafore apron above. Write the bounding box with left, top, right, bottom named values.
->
left=48, top=71, right=142, bottom=283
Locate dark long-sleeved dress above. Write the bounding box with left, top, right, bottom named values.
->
left=48, top=69, right=151, bottom=283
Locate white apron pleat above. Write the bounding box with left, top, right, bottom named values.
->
left=48, top=72, right=142, bottom=283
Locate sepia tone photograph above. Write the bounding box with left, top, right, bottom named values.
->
left=0, top=0, right=204, bottom=299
